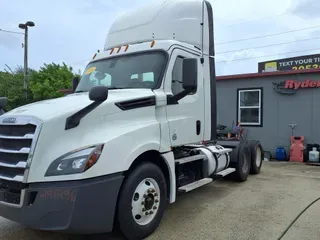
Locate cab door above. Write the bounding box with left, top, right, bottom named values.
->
left=164, top=48, right=204, bottom=146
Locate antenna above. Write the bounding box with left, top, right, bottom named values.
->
left=200, top=0, right=205, bottom=64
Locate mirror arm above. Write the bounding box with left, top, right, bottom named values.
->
left=65, top=101, right=102, bottom=130
left=167, top=88, right=195, bottom=104
left=175, top=89, right=193, bottom=101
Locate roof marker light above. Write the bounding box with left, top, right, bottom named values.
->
left=110, top=48, right=115, bottom=55
left=117, top=46, right=122, bottom=53
left=124, top=45, right=129, bottom=52
left=151, top=40, right=155, bottom=48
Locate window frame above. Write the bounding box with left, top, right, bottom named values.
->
left=236, top=87, right=263, bottom=127
left=171, top=55, right=197, bottom=96
left=77, top=49, right=169, bottom=92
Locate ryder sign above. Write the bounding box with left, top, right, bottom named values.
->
left=272, top=80, right=319, bottom=95
left=284, top=80, right=320, bottom=89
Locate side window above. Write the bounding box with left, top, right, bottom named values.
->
left=171, top=57, right=184, bottom=95
left=131, top=72, right=155, bottom=82
left=89, top=71, right=112, bottom=86
left=142, top=72, right=154, bottom=82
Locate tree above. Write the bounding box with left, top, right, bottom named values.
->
left=28, top=62, right=74, bottom=101
left=0, top=64, right=38, bottom=110
left=0, top=71, right=26, bottom=111
left=0, top=62, right=78, bottom=110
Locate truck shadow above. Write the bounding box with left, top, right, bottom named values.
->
left=10, top=229, right=125, bottom=240
left=7, top=179, right=238, bottom=240
left=1, top=222, right=125, bottom=240
left=148, top=179, right=236, bottom=238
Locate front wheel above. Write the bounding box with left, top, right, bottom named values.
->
left=116, top=162, right=168, bottom=240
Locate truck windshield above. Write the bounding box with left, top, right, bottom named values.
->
left=76, top=51, right=166, bottom=92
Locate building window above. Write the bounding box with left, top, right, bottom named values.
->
left=237, top=88, right=263, bottom=126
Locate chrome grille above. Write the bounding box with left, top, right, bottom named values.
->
left=0, top=116, right=41, bottom=206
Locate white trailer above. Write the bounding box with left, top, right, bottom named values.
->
left=0, top=1, right=263, bottom=239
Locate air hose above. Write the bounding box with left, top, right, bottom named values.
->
left=277, top=197, right=320, bottom=240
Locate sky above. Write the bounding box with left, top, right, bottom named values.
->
left=0, top=0, right=319, bottom=76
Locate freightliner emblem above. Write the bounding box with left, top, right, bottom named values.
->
left=2, top=117, right=17, bottom=124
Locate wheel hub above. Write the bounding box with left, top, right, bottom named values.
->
left=144, top=194, right=155, bottom=210
left=131, top=178, right=160, bottom=226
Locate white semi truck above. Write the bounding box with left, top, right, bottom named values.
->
left=0, top=1, right=263, bottom=239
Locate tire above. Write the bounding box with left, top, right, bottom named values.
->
left=231, top=141, right=251, bottom=182
left=248, top=140, right=263, bottom=175
left=116, top=162, right=168, bottom=240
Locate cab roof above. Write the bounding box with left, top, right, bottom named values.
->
left=104, top=0, right=211, bottom=53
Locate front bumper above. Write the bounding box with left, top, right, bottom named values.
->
left=0, top=173, right=124, bottom=234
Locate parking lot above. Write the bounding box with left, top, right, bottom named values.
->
left=1, top=161, right=320, bottom=240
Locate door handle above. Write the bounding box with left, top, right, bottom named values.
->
left=196, top=120, right=201, bottom=135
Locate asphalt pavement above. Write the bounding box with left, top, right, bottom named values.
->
left=0, top=161, right=319, bottom=240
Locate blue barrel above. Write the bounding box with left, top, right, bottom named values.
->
left=276, top=147, right=287, bottom=161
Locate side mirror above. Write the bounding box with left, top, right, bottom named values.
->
left=0, top=97, right=7, bottom=109
left=182, top=58, right=197, bottom=91
left=89, top=86, right=108, bottom=102
left=72, top=77, right=79, bottom=93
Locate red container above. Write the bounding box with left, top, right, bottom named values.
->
left=290, top=136, right=304, bottom=163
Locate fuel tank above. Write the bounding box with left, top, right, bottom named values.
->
left=193, top=145, right=232, bottom=176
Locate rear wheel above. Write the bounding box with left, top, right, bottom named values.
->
left=116, top=162, right=168, bottom=240
left=248, top=140, right=263, bottom=174
left=231, top=142, right=251, bottom=182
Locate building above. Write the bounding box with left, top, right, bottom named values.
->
left=216, top=68, right=320, bottom=157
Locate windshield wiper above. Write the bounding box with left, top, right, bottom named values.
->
left=75, top=87, right=123, bottom=93
left=108, top=86, right=123, bottom=90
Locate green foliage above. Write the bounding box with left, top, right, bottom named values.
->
left=0, top=71, right=26, bottom=110
left=28, top=63, right=74, bottom=101
left=0, top=62, right=79, bottom=111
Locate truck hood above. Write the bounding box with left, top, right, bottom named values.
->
left=5, top=89, right=155, bottom=121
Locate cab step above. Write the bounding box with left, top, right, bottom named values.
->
left=178, top=178, right=213, bottom=193
left=213, top=168, right=236, bottom=179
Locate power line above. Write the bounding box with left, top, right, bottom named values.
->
left=0, top=29, right=24, bottom=35
left=216, top=36, right=320, bottom=54
left=216, top=1, right=319, bottom=28
left=216, top=48, right=320, bottom=63
left=216, top=25, right=320, bottom=45
left=217, top=11, right=289, bottom=27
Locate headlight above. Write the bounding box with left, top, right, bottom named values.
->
left=45, top=144, right=104, bottom=177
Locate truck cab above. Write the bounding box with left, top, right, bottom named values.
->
left=0, top=1, right=263, bottom=240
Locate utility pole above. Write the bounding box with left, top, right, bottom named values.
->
left=18, top=21, right=35, bottom=100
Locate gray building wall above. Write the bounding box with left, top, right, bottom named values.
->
left=216, top=71, right=320, bottom=158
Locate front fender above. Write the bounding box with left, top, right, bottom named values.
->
left=28, top=107, right=162, bottom=182
left=125, top=142, right=161, bottom=170
left=87, top=120, right=162, bottom=178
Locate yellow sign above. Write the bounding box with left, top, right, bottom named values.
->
left=85, top=67, right=96, bottom=75
left=264, top=62, right=277, bottom=72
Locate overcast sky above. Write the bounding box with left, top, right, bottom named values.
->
left=1, top=0, right=319, bottom=76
